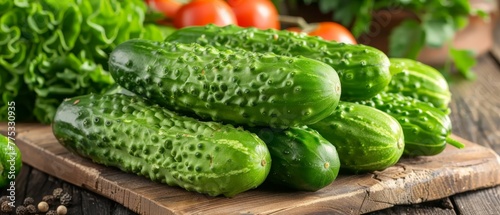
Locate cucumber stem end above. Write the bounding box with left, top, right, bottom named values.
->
left=446, top=136, right=465, bottom=149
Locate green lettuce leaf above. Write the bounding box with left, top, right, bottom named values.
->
left=0, top=0, right=168, bottom=123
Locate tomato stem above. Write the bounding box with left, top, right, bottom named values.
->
left=278, top=15, right=308, bottom=28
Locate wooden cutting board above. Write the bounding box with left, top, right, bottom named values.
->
left=3, top=123, right=500, bottom=215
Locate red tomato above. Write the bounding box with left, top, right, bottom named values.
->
left=173, top=0, right=237, bottom=28
left=308, top=22, right=357, bottom=44
left=147, top=0, right=183, bottom=18
left=287, top=22, right=357, bottom=44
left=227, top=0, right=280, bottom=29
left=285, top=27, right=302, bottom=33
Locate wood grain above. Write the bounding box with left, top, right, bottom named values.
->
left=448, top=56, right=500, bottom=150
left=490, top=17, right=500, bottom=64
left=440, top=29, right=500, bottom=215
left=3, top=124, right=500, bottom=215
left=370, top=198, right=456, bottom=215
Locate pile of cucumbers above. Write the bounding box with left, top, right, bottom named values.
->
left=52, top=24, right=464, bottom=197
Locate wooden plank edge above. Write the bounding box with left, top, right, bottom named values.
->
left=0, top=123, right=49, bottom=137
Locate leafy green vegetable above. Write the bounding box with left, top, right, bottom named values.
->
left=449, top=47, right=477, bottom=80
left=293, top=0, right=480, bottom=78
left=0, top=0, right=171, bottom=123
left=422, top=16, right=456, bottom=48
left=389, top=19, right=425, bottom=59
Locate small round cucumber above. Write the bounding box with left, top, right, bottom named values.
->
left=252, top=126, right=340, bottom=191
left=0, top=134, right=22, bottom=188
left=309, top=102, right=405, bottom=173
left=386, top=58, right=451, bottom=111
left=357, top=92, right=464, bottom=156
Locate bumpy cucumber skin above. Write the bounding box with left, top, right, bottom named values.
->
left=309, top=102, right=404, bottom=173
left=52, top=94, right=271, bottom=197
left=251, top=127, right=340, bottom=191
left=0, top=134, right=22, bottom=188
left=357, top=92, right=452, bottom=156
left=386, top=58, right=451, bottom=111
left=165, top=24, right=391, bottom=101
left=104, top=84, right=136, bottom=96
left=109, top=39, right=341, bottom=128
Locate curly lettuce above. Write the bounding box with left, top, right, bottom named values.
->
left=0, top=0, right=171, bottom=123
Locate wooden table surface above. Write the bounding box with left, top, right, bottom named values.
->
left=2, top=22, right=500, bottom=215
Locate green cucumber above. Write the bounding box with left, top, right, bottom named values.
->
left=104, top=84, right=136, bottom=96
left=0, top=134, right=22, bottom=188
left=109, top=39, right=341, bottom=128
left=52, top=93, right=271, bottom=197
left=309, top=102, right=404, bottom=173
left=252, top=126, right=340, bottom=191
left=357, top=92, right=464, bottom=156
left=386, top=58, right=451, bottom=111
left=101, top=87, right=340, bottom=191
left=165, top=24, right=391, bottom=101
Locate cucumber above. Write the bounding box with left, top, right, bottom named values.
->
left=386, top=58, right=451, bottom=111
left=309, top=102, right=404, bottom=173
left=356, top=92, right=464, bottom=156
left=109, top=39, right=341, bottom=128
left=104, top=84, right=136, bottom=96
left=251, top=126, right=340, bottom=191
left=101, top=87, right=339, bottom=191
left=0, top=134, right=22, bottom=188
left=165, top=24, right=391, bottom=101
left=52, top=93, right=271, bottom=197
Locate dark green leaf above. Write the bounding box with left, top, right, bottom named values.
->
left=422, top=16, right=455, bottom=47
left=0, top=0, right=13, bottom=15
left=58, top=4, right=82, bottom=51
left=453, top=16, right=469, bottom=29
left=473, top=9, right=490, bottom=20
left=331, top=2, right=359, bottom=27
left=318, top=0, right=339, bottom=14
left=303, top=0, right=316, bottom=5
left=13, top=0, right=29, bottom=8
left=388, top=19, right=425, bottom=59
left=33, top=97, right=61, bottom=124
left=350, top=0, right=374, bottom=37
left=449, top=0, right=472, bottom=14
left=449, top=48, right=477, bottom=80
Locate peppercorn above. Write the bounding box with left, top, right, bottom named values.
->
left=37, top=201, right=49, bottom=213
left=26, top=204, right=37, bottom=214
left=15, top=205, right=28, bottom=215
left=53, top=188, right=64, bottom=198
left=56, top=205, right=67, bottom=215
left=0, top=201, right=12, bottom=213
left=46, top=210, right=57, bottom=215
left=23, top=197, right=34, bottom=206
left=59, top=193, right=72, bottom=206
left=0, top=196, right=8, bottom=204
left=42, top=195, right=55, bottom=205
